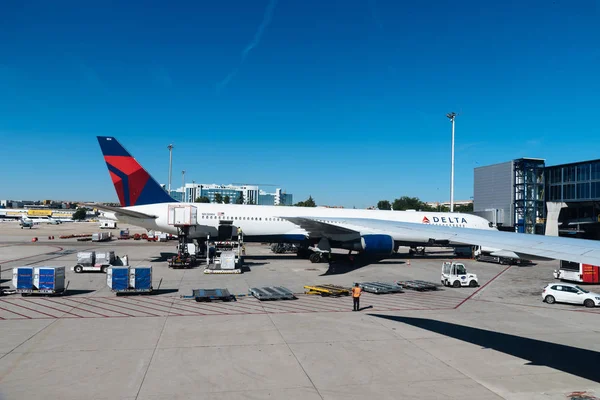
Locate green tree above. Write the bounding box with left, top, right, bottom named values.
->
left=72, top=208, right=87, bottom=221
left=455, top=203, right=474, bottom=213
left=214, top=193, right=223, bottom=204
left=377, top=200, right=392, bottom=210
left=295, top=196, right=316, bottom=207
left=223, top=195, right=230, bottom=204
left=392, top=196, right=428, bottom=211
left=195, top=196, right=210, bottom=203
left=235, top=196, right=244, bottom=204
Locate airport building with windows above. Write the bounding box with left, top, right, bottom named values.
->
left=473, top=158, right=600, bottom=239
left=163, top=183, right=293, bottom=206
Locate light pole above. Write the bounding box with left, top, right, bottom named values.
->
left=446, top=112, right=457, bottom=212
left=182, top=170, right=185, bottom=202
left=167, top=144, right=174, bottom=193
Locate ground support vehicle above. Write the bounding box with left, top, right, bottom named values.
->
left=553, top=260, right=600, bottom=283
left=72, top=251, right=119, bottom=273
left=441, top=261, right=479, bottom=288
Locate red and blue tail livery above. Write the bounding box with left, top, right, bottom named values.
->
left=97, top=136, right=177, bottom=207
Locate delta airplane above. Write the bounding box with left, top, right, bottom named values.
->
left=88, top=136, right=600, bottom=266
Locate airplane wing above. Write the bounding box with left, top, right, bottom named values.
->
left=83, top=203, right=157, bottom=220
left=281, top=217, right=360, bottom=240
left=321, top=217, right=600, bottom=266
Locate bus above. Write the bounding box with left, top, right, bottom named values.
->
left=553, top=260, right=600, bottom=283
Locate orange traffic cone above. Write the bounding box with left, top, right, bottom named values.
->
left=407, top=259, right=411, bottom=266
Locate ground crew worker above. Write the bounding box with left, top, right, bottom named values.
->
left=351, top=283, right=362, bottom=311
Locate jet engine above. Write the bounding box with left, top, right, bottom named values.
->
left=353, top=234, right=395, bottom=255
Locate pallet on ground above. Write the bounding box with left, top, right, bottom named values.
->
left=304, top=284, right=350, bottom=296
left=357, top=281, right=404, bottom=294
left=397, top=280, right=441, bottom=291
left=203, top=268, right=242, bottom=274
left=181, top=288, right=236, bottom=302
left=249, top=286, right=296, bottom=300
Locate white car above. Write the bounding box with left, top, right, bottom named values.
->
left=542, top=283, right=600, bottom=308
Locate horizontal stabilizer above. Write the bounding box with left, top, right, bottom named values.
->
left=83, top=203, right=157, bottom=220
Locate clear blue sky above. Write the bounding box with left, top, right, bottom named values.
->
left=1, top=0, right=598, bottom=208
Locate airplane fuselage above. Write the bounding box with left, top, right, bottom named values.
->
left=104, top=202, right=495, bottom=248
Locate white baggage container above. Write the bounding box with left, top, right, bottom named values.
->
left=168, top=205, right=197, bottom=226
left=219, top=251, right=237, bottom=270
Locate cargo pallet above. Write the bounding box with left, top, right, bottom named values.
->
left=17, top=281, right=70, bottom=296
left=397, top=280, right=441, bottom=291
left=203, top=264, right=242, bottom=274
left=168, top=256, right=198, bottom=269
left=181, top=288, right=236, bottom=302
left=112, top=278, right=162, bottom=295
left=249, top=286, right=296, bottom=301
left=304, top=284, right=350, bottom=297
left=357, top=282, right=404, bottom=294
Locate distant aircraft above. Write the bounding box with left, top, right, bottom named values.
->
left=87, top=136, right=600, bottom=266
left=19, top=216, right=38, bottom=229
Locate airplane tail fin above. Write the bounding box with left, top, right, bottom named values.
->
left=97, top=137, right=177, bottom=207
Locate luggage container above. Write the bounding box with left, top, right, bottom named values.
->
left=34, top=267, right=66, bottom=292
left=218, top=251, right=237, bottom=270
left=12, top=267, right=34, bottom=290
left=13, top=266, right=67, bottom=295
left=107, top=266, right=156, bottom=294
left=92, top=232, right=111, bottom=242
left=129, top=266, right=152, bottom=291
left=73, top=250, right=116, bottom=273
left=107, top=267, right=130, bottom=291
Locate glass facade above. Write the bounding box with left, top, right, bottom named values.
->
left=513, top=158, right=546, bottom=234
left=546, top=160, right=600, bottom=202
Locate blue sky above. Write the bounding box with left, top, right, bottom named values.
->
left=1, top=0, right=598, bottom=208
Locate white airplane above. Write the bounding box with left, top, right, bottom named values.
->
left=88, top=136, right=600, bottom=266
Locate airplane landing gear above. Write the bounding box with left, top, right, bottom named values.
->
left=409, top=247, right=425, bottom=256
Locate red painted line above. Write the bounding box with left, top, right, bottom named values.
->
left=454, top=265, right=512, bottom=309
left=91, top=297, right=160, bottom=317
left=21, top=299, right=82, bottom=318
left=0, top=303, right=31, bottom=319
left=118, top=297, right=190, bottom=316
left=145, top=297, right=213, bottom=315
left=186, top=301, right=243, bottom=315
left=0, top=246, right=64, bottom=265
left=254, top=298, right=327, bottom=313
left=2, top=299, right=58, bottom=318
left=66, top=298, right=136, bottom=317
left=284, top=298, right=347, bottom=312
left=213, top=300, right=267, bottom=314
left=102, top=297, right=173, bottom=316
left=47, top=298, right=110, bottom=318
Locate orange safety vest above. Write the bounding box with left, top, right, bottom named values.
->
left=352, top=287, right=362, bottom=297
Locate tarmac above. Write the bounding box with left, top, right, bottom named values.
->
left=1, top=220, right=599, bottom=400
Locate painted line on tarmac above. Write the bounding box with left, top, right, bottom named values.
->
left=66, top=297, right=136, bottom=317
left=22, top=298, right=83, bottom=318
left=1, top=298, right=59, bottom=318
left=454, top=265, right=512, bottom=309
left=0, top=303, right=30, bottom=319
left=0, top=245, right=64, bottom=265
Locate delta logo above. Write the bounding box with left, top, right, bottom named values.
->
left=423, top=216, right=468, bottom=224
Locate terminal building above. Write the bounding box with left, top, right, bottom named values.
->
left=162, top=183, right=293, bottom=206
left=474, top=158, right=600, bottom=239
